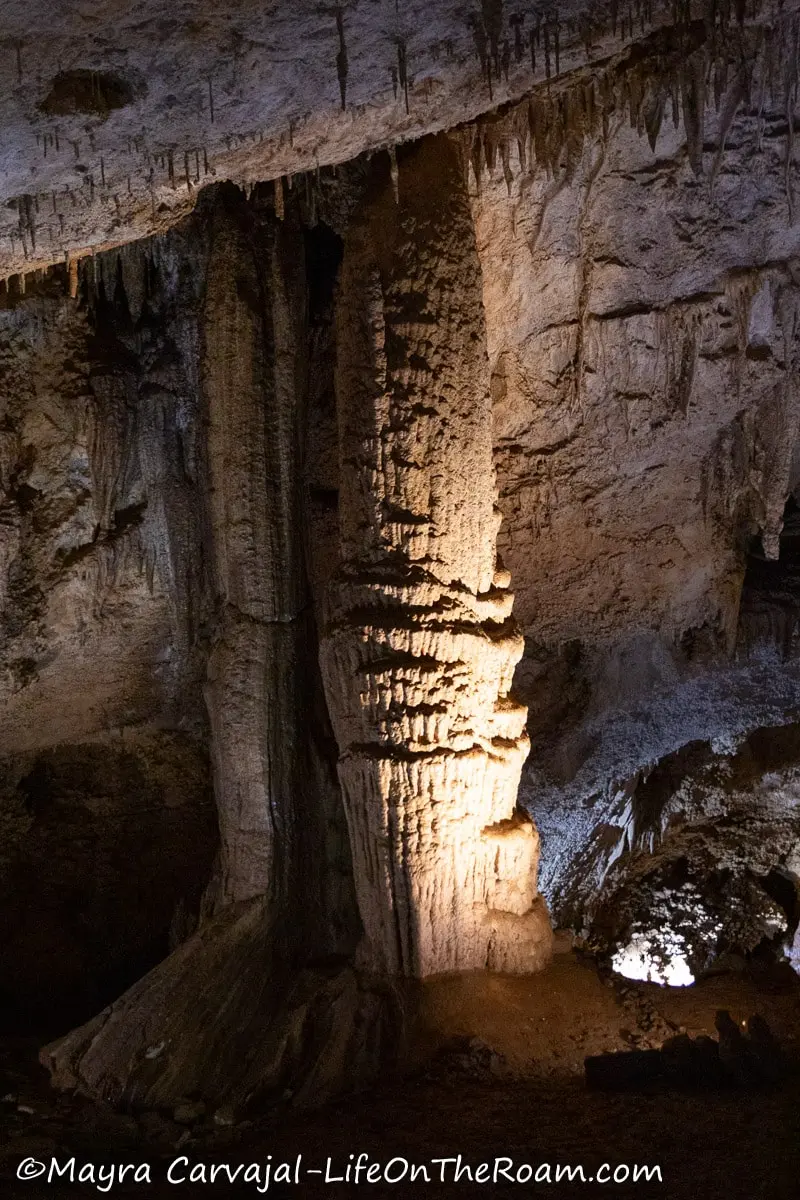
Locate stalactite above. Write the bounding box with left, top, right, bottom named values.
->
left=118, top=242, right=146, bottom=325
left=710, top=63, right=749, bottom=191
left=481, top=0, right=504, bottom=80
left=336, top=8, right=348, bottom=111
left=389, top=145, right=399, bottom=202
left=501, top=137, right=513, bottom=193
left=397, top=38, right=409, bottom=114
left=470, top=13, right=489, bottom=82
left=784, top=20, right=800, bottom=224
left=470, top=124, right=483, bottom=191
left=643, top=88, right=666, bottom=151
left=510, top=13, right=524, bottom=63
left=454, top=6, right=799, bottom=204
left=681, top=51, right=707, bottom=176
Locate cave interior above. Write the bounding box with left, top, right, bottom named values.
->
left=2, top=1, right=800, bottom=1195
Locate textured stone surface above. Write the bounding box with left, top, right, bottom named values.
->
left=0, top=213, right=219, bottom=1028
left=0, top=238, right=208, bottom=754
left=0, top=0, right=736, bottom=280
left=41, top=898, right=401, bottom=1112
left=0, top=186, right=358, bottom=1057
left=198, top=187, right=357, bottom=954
left=593, top=724, right=800, bottom=978
left=457, top=12, right=800, bottom=952
left=320, top=134, right=550, bottom=978
left=4, top=0, right=800, bottom=1110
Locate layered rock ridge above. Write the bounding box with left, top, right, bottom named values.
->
left=320, top=134, right=551, bottom=978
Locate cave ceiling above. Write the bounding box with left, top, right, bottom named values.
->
left=0, top=0, right=792, bottom=278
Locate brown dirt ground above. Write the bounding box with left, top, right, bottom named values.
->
left=2, top=951, right=799, bottom=1200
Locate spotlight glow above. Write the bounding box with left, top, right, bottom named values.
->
left=611, top=932, right=695, bottom=987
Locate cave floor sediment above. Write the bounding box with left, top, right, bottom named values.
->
left=2, top=952, right=798, bottom=1198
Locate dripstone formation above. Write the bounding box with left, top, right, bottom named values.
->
left=0, top=0, right=798, bottom=1109
left=321, top=135, right=550, bottom=977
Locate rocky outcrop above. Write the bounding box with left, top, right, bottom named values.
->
left=3, top=0, right=763, bottom=280
left=320, top=134, right=551, bottom=978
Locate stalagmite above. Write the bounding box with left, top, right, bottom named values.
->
left=320, top=134, right=552, bottom=979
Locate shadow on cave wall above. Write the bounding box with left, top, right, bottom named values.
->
left=0, top=185, right=358, bottom=1037
left=0, top=733, right=217, bottom=1037
left=738, top=496, right=800, bottom=659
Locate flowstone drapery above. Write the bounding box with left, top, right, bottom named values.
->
left=39, top=191, right=396, bottom=1112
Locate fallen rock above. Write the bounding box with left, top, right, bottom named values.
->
left=586, top=1015, right=791, bottom=1091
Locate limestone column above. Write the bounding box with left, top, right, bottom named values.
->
left=320, top=135, right=551, bottom=977
left=201, top=187, right=351, bottom=956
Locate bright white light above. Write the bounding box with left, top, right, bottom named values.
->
left=611, top=932, right=695, bottom=987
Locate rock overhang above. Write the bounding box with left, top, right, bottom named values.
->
left=1, top=0, right=792, bottom=279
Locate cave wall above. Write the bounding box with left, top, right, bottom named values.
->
left=0, top=219, right=219, bottom=1027
left=477, top=85, right=800, bottom=660
left=461, top=28, right=800, bottom=956
left=0, top=183, right=367, bottom=1029
left=0, top=248, right=207, bottom=752
left=0, top=733, right=216, bottom=1031
left=5, top=1, right=800, bottom=1028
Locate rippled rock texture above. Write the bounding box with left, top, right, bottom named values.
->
left=320, top=134, right=549, bottom=977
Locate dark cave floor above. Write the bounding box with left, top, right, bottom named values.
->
left=2, top=952, right=799, bottom=1199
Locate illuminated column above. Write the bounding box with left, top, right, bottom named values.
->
left=320, top=134, right=551, bottom=977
